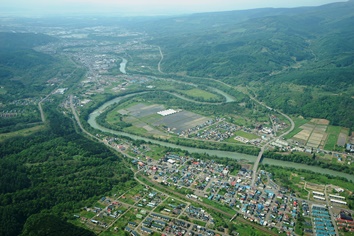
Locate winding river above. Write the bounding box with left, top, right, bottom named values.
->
left=87, top=92, right=354, bottom=182
left=119, top=58, right=127, bottom=74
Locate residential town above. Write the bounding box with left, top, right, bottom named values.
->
left=73, top=135, right=354, bottom=235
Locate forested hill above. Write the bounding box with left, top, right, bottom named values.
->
left=0, top=32, right=58, bottom=91
left=0, top=32, right=57, bottom=49
left=137, top=0, right=354, bottom=82
left=130, top=1, right=354, bottom=129
left=0, top=107, right=133, bottom=235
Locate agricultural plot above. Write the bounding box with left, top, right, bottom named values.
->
left=292, top=120, right=329, bottom=148
left=337, top=129, right=349, bottom=147
left=311, top=118, right=330, bottom=125
left=307, top=125, right=328, bottom=148
left=117, top=103, right=210, bottom=135
left=324, top=126, right=345, bottom=150
left=153, top=110, right=209, bottom=134
left=121, top=103, right=165, bottom=118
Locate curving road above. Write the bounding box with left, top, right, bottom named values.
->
left=157, top=46, right=164, bottom=73
left=250, top=96, right=295, bottom=187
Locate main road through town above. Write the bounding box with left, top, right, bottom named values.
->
left=250, top=96, right=295, bottom=187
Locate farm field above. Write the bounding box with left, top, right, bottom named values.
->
left=292, top=119, right=329, bottom=148
left=115, top=103, right=210, bottom=135
left=287, top=118, right=349, bottom=151
left=324, top=126, right=342, bottom=150
left=337, top=128, right=349, bottom=147
left=283, top=117, right=309, bottom=139
left=153, top=110, right=209, bottom=134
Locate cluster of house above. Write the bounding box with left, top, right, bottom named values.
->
left=221, top=183, right=300, bottom=234
left=337, top=210, right=354, bottom=232
left=311, top=205, right=336, bottom=235
left=0, top=111, right=21, bottom=118
left=346, top=143, right=354, bottom=153
left=84, top=197, right=124, bottom=229
left=177, top=114, right=288, bottom=146
left=124, top=205, right=219, bottom=236
left=139, top=153, right=304, bottom=234
left=192, top=121, right=238, bottom=142
left=185, top=205, right=212, bottom=223
left=179, top=118, right=224, bottom=138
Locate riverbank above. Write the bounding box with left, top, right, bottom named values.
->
left=87, top=92, right=354, bottom=182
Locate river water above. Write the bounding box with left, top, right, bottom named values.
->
left=87, top=93, right=354, bottom=182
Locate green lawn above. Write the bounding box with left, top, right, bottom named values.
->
left=80, top=211, right=96, bottom=219
left=179, top=88, right=218, bottom=100
left=324, top=125, right=342, bottom=150
left=201, top=198, right=236, bottom=215
left=144, top=146, right=168, bottom=160
left=124, top=126, right=148, bottom=136
left=233, top=116, right=249, bottom=126
left=234, top=130, right=259, bottom=140
left=192, top=219, right=207, bottom=227
left=0, top=125, right=45, bottom=142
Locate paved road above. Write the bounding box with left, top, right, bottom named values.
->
left=250, top=97, right=295, bottom=187
left=38, top=90, right=56, bottom=123
left=39, top=69, right=77, bottom=123
left=157, top=46, right=164, bottom=73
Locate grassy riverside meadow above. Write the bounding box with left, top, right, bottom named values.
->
left=0, top=1, right=354, bottom=235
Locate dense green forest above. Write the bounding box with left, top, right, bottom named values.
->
left=0, top=106, right=134, bottom=235
left=20, top=213, right=95, bottom=236
left=0, top=32, right=82, bottom=132
left=0, top=32, right=59, bottom=97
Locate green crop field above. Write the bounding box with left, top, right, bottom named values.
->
left=179, top=88, right=218, bottom=100
left=324, top=125, right=342, bottom=150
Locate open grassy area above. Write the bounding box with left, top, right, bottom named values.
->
left=262, top=165, right=354, bottom=195
left=144, top=146, right=168, bottom=160
left=232, top=222, right=282, bottom=236
left=178, top=88, right=218, bottom=100
left=234, top=130, right=259, bottom=140
left=324, top=125, right=342, bottom=150
left=0, top=87, right=6, bottom=94
left=201, top=198, right=236, bottom=215
left=233, top=116, right=250, bottom=126
left=192, top=219, right=207, bottom=227
left=0, top=125, right=46, bottom=142
left=124, top=126, right=149, bottom=136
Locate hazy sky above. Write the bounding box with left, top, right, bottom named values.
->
left=1, top=0, right=348, bottom=16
